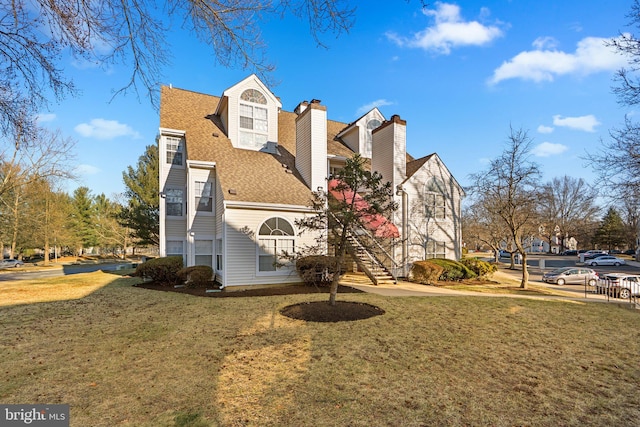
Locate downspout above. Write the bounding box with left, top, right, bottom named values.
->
left=396, top=185, right=408, bottom=278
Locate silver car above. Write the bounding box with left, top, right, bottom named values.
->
left=542, top=267, right=599, bottom=286
left=585, top=256, right=626, bottom=267
left=599, top=274, right=640, bottom=299
left=0, top=259, right=24, bottom=269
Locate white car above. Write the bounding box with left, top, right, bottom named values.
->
left=599, top=274, right=640, bottom=299
left=585, top=256, right=626, bottom=266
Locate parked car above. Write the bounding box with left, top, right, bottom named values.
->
left=560, top=250, right=578, bottom=256
left=0, top=259, right=24, bottom=269
left=609, top=249, right=621, bottom=254
left=585, top=256, right=626, bottom=266
left=624, top=249, right=637, bottom=256
left=542, top=267, right=599, bottom=286
left=599, top=274, right=640, bottom=299
left=498, top=250, right=510, bottom=258
left=581, top=250, right=607, bottom=260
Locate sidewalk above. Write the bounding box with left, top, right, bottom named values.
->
left=339, top=271, right=630, bottom=304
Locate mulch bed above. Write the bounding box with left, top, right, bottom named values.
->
left=133, top=282, right=384, bottom=322
left=133, top=282, right=364, bottom=298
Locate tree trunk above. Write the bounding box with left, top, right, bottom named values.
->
left=520, top=250, right=529, bottom=289
left=329, top=223, right=350, bottom=306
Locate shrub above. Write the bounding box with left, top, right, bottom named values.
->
left=426, top=258, right=477, bottom=281
left=296, top=255, right=340, bottom=286
left=460, top=257, right=498, bottom=278
left=178, top=265, right=214, bottom=288
left=409, top=260, right=445, bottom=285
left=134, top=256, right=183, bottom=286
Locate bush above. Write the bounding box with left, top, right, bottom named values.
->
left=460, top=257, right=498, bottom=278
left=134, top=256, right=183, bottom=286
left=178, top=265, right=214, bottom=288
left=409, top=260, right=445, bottom=285
left=426, top=258, right=477, bottom=281
left=296, top=255, right=340, bottom=286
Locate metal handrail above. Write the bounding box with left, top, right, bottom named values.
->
left=329, top=211, right=398, bottom=281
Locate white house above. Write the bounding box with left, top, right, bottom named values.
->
left=158, top=75, right=465, bottom=289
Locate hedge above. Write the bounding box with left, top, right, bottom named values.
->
left=178, top=265, right=214, bottom=288
left=460, top=257, right=497, bottom=278
left=134, top=256, right=184, bottom=286
left=409, top=260, right=445, bottom=285
left=425, top=258, right=477, bottom=281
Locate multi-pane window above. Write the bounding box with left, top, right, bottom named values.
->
left=195, top=240, right=213, bottom=268
left=166, top=240, right=184, bottom=259
left=166, top=188, right=184, bottom=216
left=426, top=240, right=446, bottom=259
left=216, top=239, right=223, bottom=271
left=365, top=118, right=381, bottom=156
left=166, top=136, right=184, bottom=165
left=258, top=217, right=295, bottom=272
left=425, top=178, right=446, bottom=220
left=195, top=181, right=213, bottom=212
left=239, top=89, right=268, bottom=150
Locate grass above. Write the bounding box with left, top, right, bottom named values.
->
left=1, top=271, right=640, bottom=426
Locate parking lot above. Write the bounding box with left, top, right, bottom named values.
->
left=497, top=253, right=640, bottom=301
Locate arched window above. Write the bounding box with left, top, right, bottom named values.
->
left=239, top=89, right=268, bottom=150
left=364, top=118, right=381, bottom=156
left=257, top=217, right=295, bottom=272
left=424, top=178, right=446, bottom=220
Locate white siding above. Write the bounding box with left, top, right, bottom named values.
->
left=223, top=207, right=319, bottom=287
left=402, top=155, right=463, bottom=261
left=295, top=104, right=327, bottom=191
left=219, top=75, right=281, bottom=150
left=158, top=130, right=187, bottom=257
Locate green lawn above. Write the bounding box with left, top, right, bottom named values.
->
left=1, top=271, right=639, bottom=426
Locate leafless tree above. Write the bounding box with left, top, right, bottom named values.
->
left=538, top=176, right=600, bottom=252
left=0, top=0, right=356, bottom=137
left=469, top=127, right=541, bottom=289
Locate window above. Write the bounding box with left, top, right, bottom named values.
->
left=365, top=118, right=381, bottom=156
left=257, top=217, right=295, bottom=272
left=425, top=240, right=446, bottom=259
left=195, top=181, right=213, bottom=212
left=166, top=240, right=184, bottom=260
left=216, top=239, right=223, bottom=271
left=425, top=178, right=446, bottom=220
left=166, top=136, right=184, bottom=166
left=166, top=188, right=184, bottom=217
left=239, top=89, right=268, bottom=150
left=195, top=240, right=213, bottom=268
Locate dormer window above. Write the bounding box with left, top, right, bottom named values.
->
left=365, top=119, right=382, bottom=157
left=239, top=89, right=268, bottom=150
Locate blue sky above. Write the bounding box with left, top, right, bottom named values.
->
left=36, top=0, right=635, bottom=198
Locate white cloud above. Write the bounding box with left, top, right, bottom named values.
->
left=537, top=125, right=554, bottom=134
left=35, top=113, right=56, bottom=123
left=489, top=35, right=629, bottom=85
left=75, top=164, right=101, bottom=175
left=532, top=142, right=568, bottom=157
left=553, top=114, right=600, bottom=132
left=386, top=2, right=504, bottom=54
left=356, top=99, right=395, bottom=116
left=74, top=118, right=142, bottom=140
left=532, top=36, right=558, bottom=50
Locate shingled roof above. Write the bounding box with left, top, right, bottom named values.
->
left=160, top=85, right=418, bottom=207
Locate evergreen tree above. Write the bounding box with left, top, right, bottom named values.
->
left=119, top=144, right=159, bottom=247
left=595, top=207, right=626, bottom=250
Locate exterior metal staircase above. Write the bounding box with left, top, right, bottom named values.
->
left=345, top=232, right=397, bottom=285
left=328, top=212, right=399, bottom=286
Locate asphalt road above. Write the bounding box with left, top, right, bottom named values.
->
left=498, top=253, right=640, bottom=275
left=0, top=262, right=133, bottom=282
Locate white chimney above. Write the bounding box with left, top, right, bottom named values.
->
left=295, top=100, right=327, bottom=192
